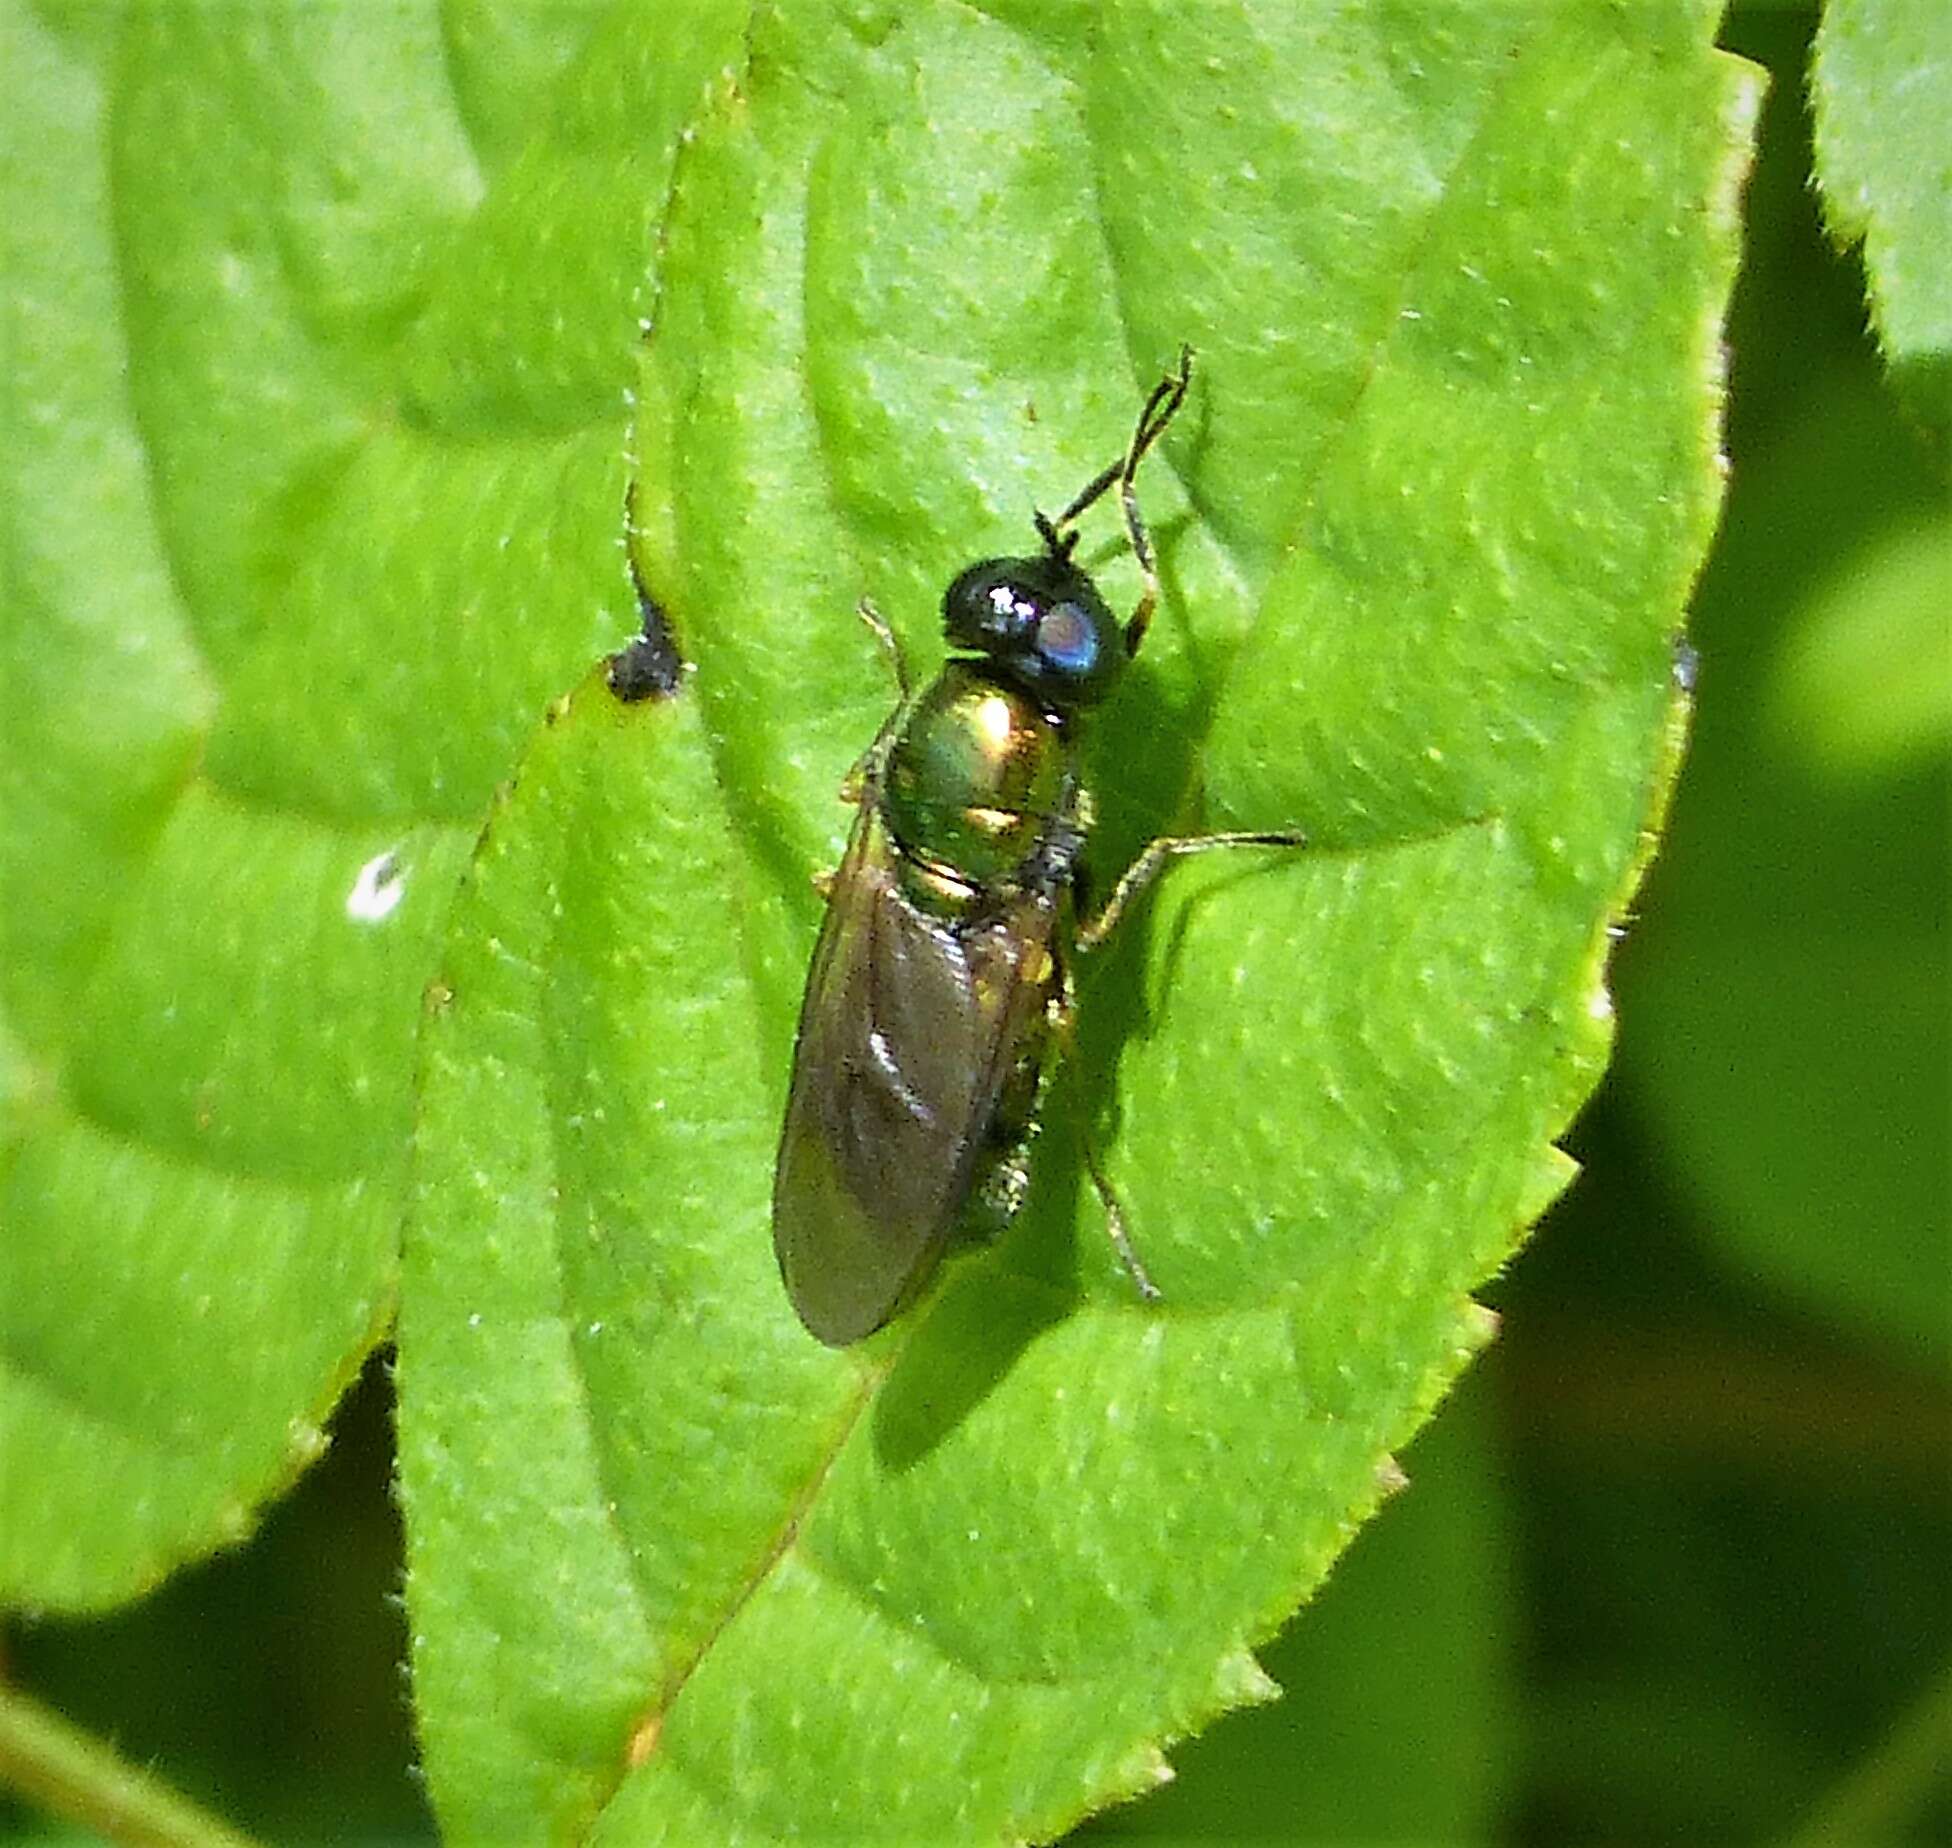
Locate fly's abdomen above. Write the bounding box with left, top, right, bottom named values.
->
left=882, top=663, right=1064, bottom=901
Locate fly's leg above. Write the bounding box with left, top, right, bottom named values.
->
left=836, top=755, right=874, bottom=807
left=1050, top=930, right=1162, bottom=1303
left=1058, top=823, right=1302, bottom=1300
left=856, top=596, right=911, bottom=701
left=1076, top=828, right=1306, bottom=952
left=836, top=598, right=912, bottom=809
left=816, top=600, right=910, bottom=901
left=1081, top=1136, right=1161, bottom=1303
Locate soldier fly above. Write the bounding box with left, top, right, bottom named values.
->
left=772, top=352, right=1301, bottom=1346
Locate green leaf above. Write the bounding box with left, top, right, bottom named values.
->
left=1812, top=0, right=1952, bottom=459
left=0, top=0, right=733, bottom=1608
left=396, top=5, right=1756, bottom=1841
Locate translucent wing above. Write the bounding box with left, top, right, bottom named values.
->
left=772, top=797, right=1054, bottom=1346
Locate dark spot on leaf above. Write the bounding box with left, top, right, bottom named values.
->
left=609, top=584, right=687, bottom=703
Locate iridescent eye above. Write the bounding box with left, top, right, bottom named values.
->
left=1035, top=601, right=1100, bottom=679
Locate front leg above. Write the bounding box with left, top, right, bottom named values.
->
left=837, top=599, right=913, bottom=808
left=856, top=596, right=912, bottom=701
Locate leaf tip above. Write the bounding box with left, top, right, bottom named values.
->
left=1460, top=1299, right=1502, bottom=1354
left=284, top=1417, right=329, bottom=1469
left=1517, top=1144, right=1582, bottom=1228
left=1211, top=1642, right=1280, bottom=1711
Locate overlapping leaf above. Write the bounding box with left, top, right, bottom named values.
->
left=1813, top=0, right=1952, bottom=456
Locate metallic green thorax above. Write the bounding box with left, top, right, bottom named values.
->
left=882, top=664, right=1068, bottom=912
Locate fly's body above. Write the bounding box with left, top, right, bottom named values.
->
left=772, top=355, right=1299, bottom=1346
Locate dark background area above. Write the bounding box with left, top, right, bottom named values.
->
left=6, top=6, right=1946, bottom=1842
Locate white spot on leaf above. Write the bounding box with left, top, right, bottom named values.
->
left=346, top=850, right=406, bottom=923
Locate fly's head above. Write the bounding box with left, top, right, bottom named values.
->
left=941, top=547, right=1126, bottom=716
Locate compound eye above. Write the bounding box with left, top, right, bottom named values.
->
left=1034, top=599, right=1103, bottom=682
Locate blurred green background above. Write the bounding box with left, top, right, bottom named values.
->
left=4, top=5, right=1946, bottom=1843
